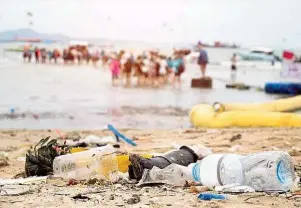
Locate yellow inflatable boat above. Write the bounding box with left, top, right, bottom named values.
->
left=190, top=104, right=301, bottom=128
left=214, top=95, right=301, bottom=112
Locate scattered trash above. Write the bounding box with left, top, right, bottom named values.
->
left=126, top=194, right=141, bottom=204
left=188, top=144, right=212, bottom=160
left=0, top=185, right=32, bottom=196
left=25, top=137, right=70, bottom=177
left=85, top=135, right=117, bottom=144
left=229, top=134, right=242, bottom=142
left=67, top=179, right=79, bottom=186
left=65, top=135, right=117, bottom=147
left=55, top=129, right=65, bottom=140
left=189, top=151, right=295, bottom=192
left=71, top=194, right=91, bottom=201
left=138, top=164, right=188, bottom=186
left=215, top=184, right=255, bottom=193
left=198, top=193, right=227, bottom=201
left=0, top=176, right=47, bottom=186
left=189, top=186, right=211, bottom=193
left=129, top=146, right=198, bottom=180
left=118, top=154, right=153, bottom=173
left=53, top=144, right=118, bottom=181
left=106, top=124, right=136, bottom=146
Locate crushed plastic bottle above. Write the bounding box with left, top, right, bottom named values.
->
left=138, top=164, right=188, bottom=186
left=191, top=151, right=295, bottom=192
left=53, top=145, right=118, bottom=181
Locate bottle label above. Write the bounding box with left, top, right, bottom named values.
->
left=276, top=160, right=286, bottom=184
left=192, top=163, right=202, bottom=184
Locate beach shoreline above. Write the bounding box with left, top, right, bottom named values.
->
left=0, top=128, right=300, bottom=208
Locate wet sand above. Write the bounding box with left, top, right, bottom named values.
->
left=0, top=128, right=300, bottom=208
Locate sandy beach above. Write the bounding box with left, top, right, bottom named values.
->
left=0, top=128, right=300, bottom=208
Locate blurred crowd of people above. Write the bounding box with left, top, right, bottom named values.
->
left=22, top=45, right=196, bottom=88
left=108, top=49, right=188, bottom=88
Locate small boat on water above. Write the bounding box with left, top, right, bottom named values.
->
left=237, top=47, right=281, bottom=61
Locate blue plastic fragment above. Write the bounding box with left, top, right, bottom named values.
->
left=198, top=193, right=227, bottom=201
left=107, top=124, right=137, bottom=146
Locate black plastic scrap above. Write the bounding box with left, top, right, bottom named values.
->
left=128, top=146, right=198, bottom=180
left=25, top=137, right=70, bottom=177
left=71, top=194, right=91, bottom=201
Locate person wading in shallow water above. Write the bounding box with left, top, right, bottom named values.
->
left=230, top=53, right=237, bottom=82
left=110, top=53, right=121, bottom=87
left=172, top=52, right=185, bottom=88
left=197, top=43, right=208, bottom=77
left=34, top=47, right=40, bottom=63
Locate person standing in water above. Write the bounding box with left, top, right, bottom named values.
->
left=197, top=43, right=208, bottom=77
left=110, top=53, right=121, bottom=87
left=230, top=53, right=237, bottom=82
left=172, top=52, right=185, bottom=88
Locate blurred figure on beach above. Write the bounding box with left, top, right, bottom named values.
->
left=147, top=56, right=158, bottom=87
left=171, top=51, right=185, bottom=88
left=109, top=53, right=121, bottom=87
left=121, top=52, right=133, bottom=87
left=23, top=44, right=32, bottom=62
left=52, top=49, right=61, bottom=64
left=197, top=43, right=208, bottom=77
left=41, top=48, right=47, bottom=63
left=34, top=47, right=40, bottom=63
left=133, top=55, right=145, bottom=87
left=231, top=53, right=237, bottom=82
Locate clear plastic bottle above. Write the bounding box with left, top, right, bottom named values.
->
left=241, top=151, right=295, bottom=191
left=192, top=154, right=244, bottom=187
left=53, top=144, right=118, bottom=181
left=191, top=151, right=295, bottom=191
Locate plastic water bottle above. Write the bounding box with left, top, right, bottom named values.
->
left=241, top=151, right=295, bottom=191
left=192, top=154, right=244, bottom=186
left=191, top=151, right=295, bottom=192
left=53, top=145, right=118, bottom=181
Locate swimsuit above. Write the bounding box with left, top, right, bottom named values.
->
left=110, top=59, right=120, bottom=78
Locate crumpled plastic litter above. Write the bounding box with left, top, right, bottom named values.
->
left=0, top=176, right=48, bottom=186
left=189, top=144, right=212, bottom=159
left=137, top=164, right=187, bottom=187
left=65, top=135, right=117, bottom=147
left=0, top=185, right=32, bottom=196
left=215, top=183, right=255, bottom=193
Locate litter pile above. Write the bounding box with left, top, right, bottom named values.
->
left=0, top=125, right=300, bottom=206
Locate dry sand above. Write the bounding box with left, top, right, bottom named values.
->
left=0, top=128, right=301, bottom=208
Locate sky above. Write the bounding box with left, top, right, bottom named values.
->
left=0, top=0, right=300, bottom=48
